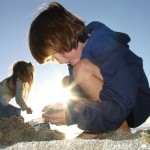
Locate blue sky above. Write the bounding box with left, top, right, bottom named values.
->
left=0, top=1, right=150, bottom=125
left=0, top=0, right=150, bottom=82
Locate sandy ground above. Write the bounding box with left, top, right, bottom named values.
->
left=1, top=129, right=150, bottom=150
left=2, top=138, right=150, bottom=150
left=0, top=117, right=150, bottom=150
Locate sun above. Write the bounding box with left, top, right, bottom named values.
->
left=22, top=74, right=73, bottom=121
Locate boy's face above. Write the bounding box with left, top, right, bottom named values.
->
left=53, top=42, right=83, bottom=66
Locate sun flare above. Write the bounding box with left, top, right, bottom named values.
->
left=18, top=74, right=82, bottom=139
left=23, top=74, right=74, bottom=121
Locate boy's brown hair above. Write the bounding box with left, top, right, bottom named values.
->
left=29, top=2, right=85, bottom=64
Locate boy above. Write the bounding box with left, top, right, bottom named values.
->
left=28, top=2, right=150, bottom=132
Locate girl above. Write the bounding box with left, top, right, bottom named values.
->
left=0, top=61, right=34, bottom=118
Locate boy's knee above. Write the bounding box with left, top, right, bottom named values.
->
left=73, top=59, right=92, bottom=80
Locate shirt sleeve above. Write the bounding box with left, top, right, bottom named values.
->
left=66, top=52, right=137, bottom=132
left=15, top=78, right=28, bottom=111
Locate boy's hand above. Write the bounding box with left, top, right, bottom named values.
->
left=42, top=103, right=66, bottom=126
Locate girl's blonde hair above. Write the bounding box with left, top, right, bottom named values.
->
left=7, top=61, right=35, bottom=99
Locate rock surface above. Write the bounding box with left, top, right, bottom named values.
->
left=0, top=116, right=65, bottom=149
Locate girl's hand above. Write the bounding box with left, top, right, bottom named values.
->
left=42, top=103, right=66, bottom=126
left=26, top=107, right=33, bottom=114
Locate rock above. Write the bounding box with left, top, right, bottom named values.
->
left=0, top=116, right=65, bottom=148
left=0, top=131, right=3, bottom=140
